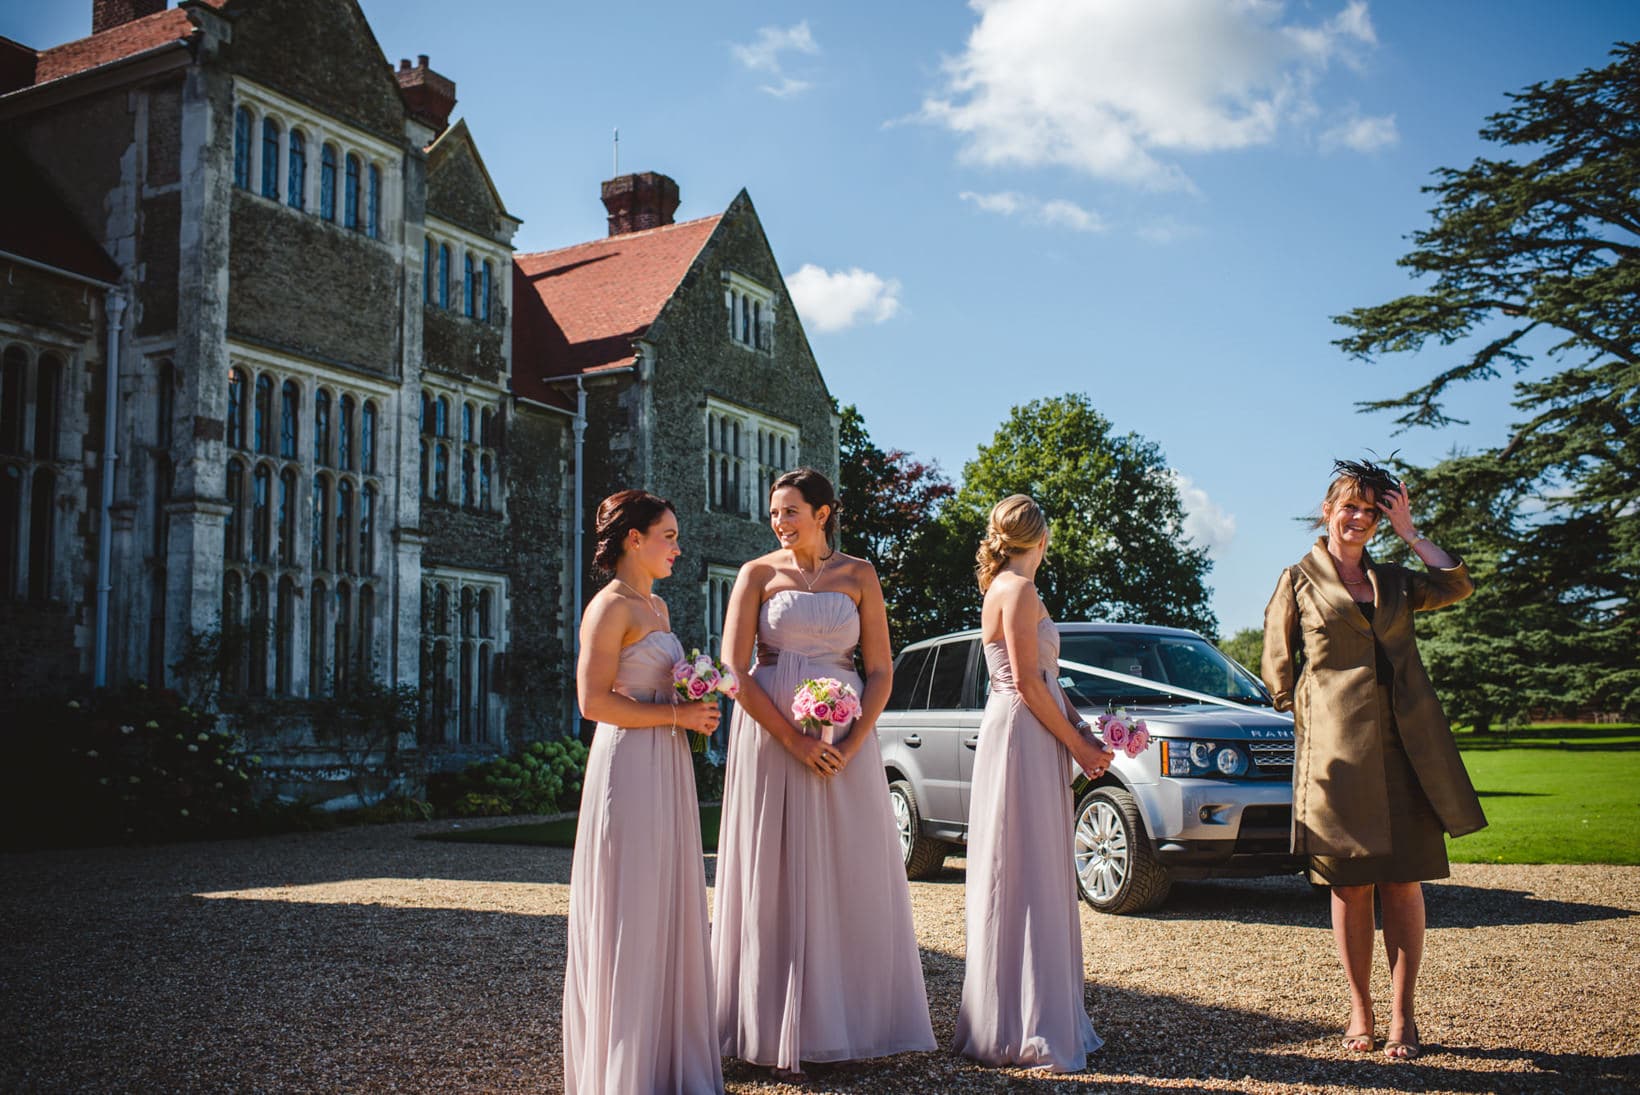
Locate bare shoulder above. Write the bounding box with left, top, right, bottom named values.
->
left=737, top=554, right=782, bottom=588
left=989, top=571, right=1037, bottom=604
left=830, top=551, right=879, bottom=582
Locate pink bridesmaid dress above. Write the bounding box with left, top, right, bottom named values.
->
left=712, top=590, right=936, bottom=1071
left=952, top=615, right=1103, bottom=1072
left=562, top=630, right=723, bottom=1094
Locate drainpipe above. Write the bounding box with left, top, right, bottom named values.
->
left=94, top=290, right=127, bottom=688
left=570, top=376, right=587, bottom=657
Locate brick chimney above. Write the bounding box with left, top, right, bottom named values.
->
left=92, top=0, right=167, bottom=34
left=600, top=172, right=680, bottom=237
left=396, top=55, right=457, bottom=134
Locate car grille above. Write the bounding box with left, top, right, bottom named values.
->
left=1249, top=741, right=1294, bottom=775
left=1234, top=804, right=1293, bottom=854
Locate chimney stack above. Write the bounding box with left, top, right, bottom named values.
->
left=92, top=0, right=167, bottom=34
left=600, top=172, right=680, bottom=237
left=396, top=54, right=457, bottom=134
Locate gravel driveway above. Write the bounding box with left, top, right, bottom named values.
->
left=3, top=819, right=1636, bottom=1093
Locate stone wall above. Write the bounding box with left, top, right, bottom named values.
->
left=227, top=192, right=401, bottom=374
left=422, top=306, right=506, bottom=386
left=224, top=0, right=407, bottom=144
left=642, top=195, right=839, bottom=653
left=500, top=404, right=573, bottom=739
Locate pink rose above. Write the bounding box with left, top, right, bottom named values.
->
left=1125, top=725, right=1149, bottom=757
left=791, top=693, right=812, bottom=720
left=687, top=678, right=710, bottom=699
left=1102, top=719, right=1130, bottom=750
left=812, top=702, right=832, bottom=723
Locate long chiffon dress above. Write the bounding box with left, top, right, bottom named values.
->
left=952, top=615, right=1103, bottom=1072
left=712, top=590, right=936, bottom=1070
left=562, top=630, right=723, bottom=1095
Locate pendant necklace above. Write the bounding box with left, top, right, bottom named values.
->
left=795, top=552, right=830, bottom=591
left=613, top=578, right=663, bottom=622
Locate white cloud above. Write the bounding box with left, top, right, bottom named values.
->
left=959, top=190, right=1106, bottom=232
left=787, top=264, right=903, bottom=333
left=920, top=0, right=1384, bottom=189
left=1320, top=111, right=1398, bottom=152
left=1172, top=472, right=1237, bottom=558
left=1134, top=216, right=1198, bottom=245
left=731, top=22, right=821, bottom=97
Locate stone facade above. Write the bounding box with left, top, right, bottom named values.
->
left=1, top=0, right=836, bottom=793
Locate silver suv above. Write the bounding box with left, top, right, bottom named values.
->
left=877, top=622, right=1301, bottom=914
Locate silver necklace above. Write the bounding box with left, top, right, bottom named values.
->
left=794, top=552, right=830, bottom=591
left=613, top=578, right=663, bottom=622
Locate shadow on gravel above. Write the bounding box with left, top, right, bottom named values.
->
left=1438, top=1045, right=1640, bottom=1090
left=1423, top=883, right=1637, bottom=927
left=1247, top=1048, right=1638, bottom=1094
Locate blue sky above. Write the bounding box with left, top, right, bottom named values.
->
left=11, top=1, right=1635, bottom=633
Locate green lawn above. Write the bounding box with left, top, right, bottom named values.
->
left=1448, top=723, right=1640, bottom=865
left=420, top=804, right=722, bottom=851
left=415, top=726, right=1639, bottom=867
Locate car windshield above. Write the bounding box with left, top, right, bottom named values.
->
left=1056, top=632, right=1271, bottom=707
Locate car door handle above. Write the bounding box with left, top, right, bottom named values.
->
left=964, top=735, right=979, bottom=749
left=904, top=734, right=922, bottom=747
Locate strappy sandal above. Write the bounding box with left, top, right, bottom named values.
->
left=1341, top=1030, right=1375, bottom=1053
left=1384, top=1029, right=1421, bottom=1060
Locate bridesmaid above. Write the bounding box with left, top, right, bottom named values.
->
left=712, top=468, right=936, bottom=1080
left=562, top=490, right=723, bottom=1095
left=953, top=495, right=1114, bottom=1072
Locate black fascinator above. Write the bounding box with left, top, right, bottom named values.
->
left=1330, top=455, right=1398, bottom=498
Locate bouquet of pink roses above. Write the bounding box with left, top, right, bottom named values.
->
left=1093, top=709, right=1151, bottom=759
left=671, top=649, right=738, bottom=754
left=791, top=677, right=861, bottom=743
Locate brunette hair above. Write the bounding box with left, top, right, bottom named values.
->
left=592, top=489, right=676, bottom=575
left=976, top=494, right=1048, bottom=592
left=1312, top=456, right=1398, bottom=529
left=770, top=467, right=841, bottom=549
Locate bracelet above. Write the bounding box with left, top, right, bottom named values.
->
left=1074, top=720, right=1091, bottom=733
left=670, top=704, right=677, bottom=734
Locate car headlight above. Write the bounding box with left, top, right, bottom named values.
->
left=1160, top=740, right=1252, bottom=778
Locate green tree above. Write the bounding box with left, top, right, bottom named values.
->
left=835, top=403, right=955, bottom=644
left=1335, top=43, right=1640, bottom=720
left=1218, top=627, right=1265, bottom=675
left=908, top=394, right=1218, bottom=643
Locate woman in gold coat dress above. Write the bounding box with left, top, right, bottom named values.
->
left=1262, top=459, right=1486, bottom=1061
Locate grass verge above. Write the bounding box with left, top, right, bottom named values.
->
left=1449, top=723, right=1639, bottom=865
left=420, top=803, right=722, bottom=851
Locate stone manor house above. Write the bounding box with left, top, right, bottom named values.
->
left=0, top=0, right=838, bottom=788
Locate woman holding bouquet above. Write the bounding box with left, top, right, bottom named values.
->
left=953, top=495, right=1114, bottom=1072
left=1262, top=459, right=1485, bottom=1061
left=562, top=490, right=723, bottom=1095
left=712, top=468, right=935, bottom=1079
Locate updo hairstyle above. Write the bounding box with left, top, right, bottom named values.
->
left=1312, top=456, right=1398, bottom=530
left=592, top=489, right=676, bottom=575
left=770, top=467, right=841, bottom=549
left=976, top=494, right=1048, bottom=592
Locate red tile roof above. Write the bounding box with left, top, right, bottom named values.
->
left=0, top=142, right=120, bottom=284
left=511, top=215, right=721, bottom=403
left=27, top=3, right=222, bottom=89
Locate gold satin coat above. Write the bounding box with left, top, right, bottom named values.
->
left=1262, top=539, right=1487, bottom=858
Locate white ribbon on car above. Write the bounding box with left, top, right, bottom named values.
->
left=1055, top=658, right=1292, bottom=722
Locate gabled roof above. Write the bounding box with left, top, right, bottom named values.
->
left=425, top=119, right=519, bottom=229
left=0, top=142, right=119, bottom=284
left=15, top=1, right=226, bottom=91
left=511, top=214, right=721, bottom=402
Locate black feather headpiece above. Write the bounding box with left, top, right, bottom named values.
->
left=1330, top=455, right=1398, bottom=499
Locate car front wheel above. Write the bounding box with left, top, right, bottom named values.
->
left=1073, top=786, right=1171, bottom=915
left=888, top=778, right=948, bottom=880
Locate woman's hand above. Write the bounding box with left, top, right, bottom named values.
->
left=785, top=728, right=843, bottom=778
left=674, top=701, right=721, bottom=737
left=1378, top=482, right=1419, bottom=541
left=1074, top=738, right=1117, bottom=781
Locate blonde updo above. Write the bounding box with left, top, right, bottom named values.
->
left=975, top=494, right=1048, bottom=592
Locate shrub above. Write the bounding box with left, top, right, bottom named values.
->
left=427, top=739, right=590, bottom=818
left=1, top=682, right=262, bottom=847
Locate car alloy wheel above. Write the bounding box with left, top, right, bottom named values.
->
left=1076, top=798, right=1130, bottom=903
left=1073, top=786, right=1172, bottom=914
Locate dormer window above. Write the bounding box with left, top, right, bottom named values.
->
left=724, top=272, right=775, bottom=353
